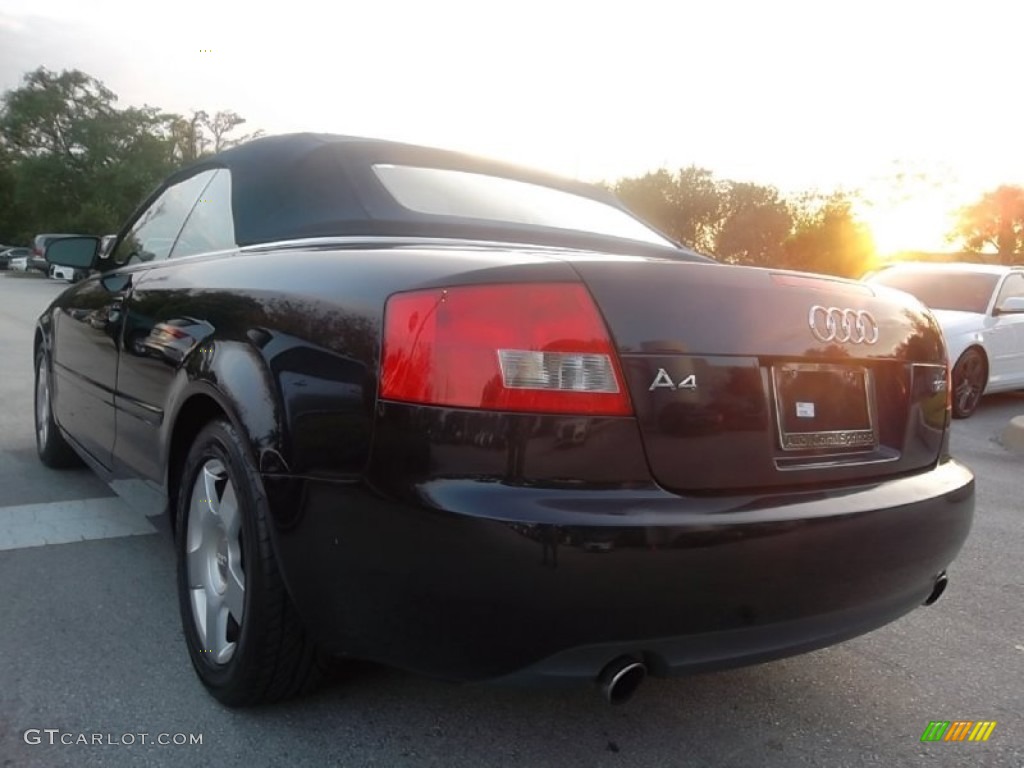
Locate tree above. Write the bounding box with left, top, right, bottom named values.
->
left=168, top=111, right=209, bottom=163
left=782, top=192, right=876, bottom=278
left=950, top=185, right=1024, bottom=265
left=615, top=166, right=724, bottom=253
left=0, top=67, right=117, bottom=162
left=614, top=169, right=680, bottom=240
left=0, top=67, right=260, bottom=242
left=615, top=169, right=797, bottom=267
left=0, top=67, right=178, bottom=237
left=0, top=147, right=22, bottom=243
left=715, top=181, right=793, bottom=267
left=199, top=110, right=264, bottom=154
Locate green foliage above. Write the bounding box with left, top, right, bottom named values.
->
left=200, top=110, right=265, bottom=154
left=949, top=185, right=1024, bottom=265
left=0, top=68, right=117, bottom=159
left=716, top=181, right=793, bottom=267
left=0, top=64, right=1000, bottom=279
left=782, top=192, right=876, bottom=278
left=615, top=168, right=874, bottom=276
left=614, top=166, right=722, bottom=252
left=0, top=67, right=258, bottom=244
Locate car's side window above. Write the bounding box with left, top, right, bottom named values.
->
left=995, top=273, right=1024, bottom=308
left=111, top=170, right=219, bottom=266
left=170, top=169, right=237, bottom=259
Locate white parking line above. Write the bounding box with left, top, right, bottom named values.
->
left=0, top=497, right=158, bottom=551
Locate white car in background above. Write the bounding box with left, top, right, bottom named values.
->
left=49, top=264, right=77, bottom=281
left=866, top=262, right=1024, bottom=418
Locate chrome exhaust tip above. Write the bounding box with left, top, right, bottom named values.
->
left=597, top=656, right=647, bottom=705
left=924, top=571, right=949, bottom=606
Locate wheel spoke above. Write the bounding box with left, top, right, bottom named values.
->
left=219, top=482, right=239, bottom=538
left=202, top=463, right=223, bottom=515
left=186, top=481, right=213, bottom=651
left=190, top=588, right=208, bottom=646
left=186, top=532, right=208, bottom=587
left=224, top=563, right=245, bottom=621
left=215, top=641, right=236, bottom=666
left=187, top=474, right=215, bottom=576
left=36, top=362, right=49, bottom=446
left=206, top=590, right=230, bottom=660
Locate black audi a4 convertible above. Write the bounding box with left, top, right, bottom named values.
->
left=37, top=134, right=974, bottom=706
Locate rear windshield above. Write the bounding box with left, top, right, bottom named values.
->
left=372, top=164, right=674, bottom=247
left=869, top=270, right=999, bottom=313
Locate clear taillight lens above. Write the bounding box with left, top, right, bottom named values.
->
left=496, top=350, right=620, bottom=393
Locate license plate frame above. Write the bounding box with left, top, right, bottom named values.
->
left=772, top=362, right=877, bottom=452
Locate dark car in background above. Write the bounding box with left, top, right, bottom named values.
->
left=37, top=133, right=974, bottom=708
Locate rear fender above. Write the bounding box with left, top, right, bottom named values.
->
left=161, top=339, right=287, bottom=503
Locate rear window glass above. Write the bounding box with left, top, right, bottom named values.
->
left=869, top=270, right=999, bottom=313
left=372, top=164, right=674, bottom=247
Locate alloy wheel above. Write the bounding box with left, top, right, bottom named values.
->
left=186, top=458, right=245, bottom=664
left=953, top=350, right=985, bottom=418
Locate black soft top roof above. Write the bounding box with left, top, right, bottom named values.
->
left=161, top=132, right=699, bottom=259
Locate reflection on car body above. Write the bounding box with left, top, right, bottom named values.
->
left=554, top=418, right=589, bottom=447
left=141, top=317, right=215, bottom=364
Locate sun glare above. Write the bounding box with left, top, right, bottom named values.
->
left=858, top=199, right=956, bottom=256
left=855, top=166, right=968, bottom=258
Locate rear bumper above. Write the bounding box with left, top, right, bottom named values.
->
left=267, top=459, right=974, bottom=683
left=494, top=585, right=937, bottom=686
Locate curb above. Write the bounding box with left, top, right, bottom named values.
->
left=1001, top=416, right=1024, bottom=453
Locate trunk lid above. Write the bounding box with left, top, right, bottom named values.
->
left=570, top=258, right=950, bottom=491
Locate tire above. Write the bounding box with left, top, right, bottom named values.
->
left=951, top=348, right=987, bottom=419
left=34, top=349, right=82, bottom=468
left=175, top=418, right=324, bottom=706
left=125, top=330, right=148, bottom=357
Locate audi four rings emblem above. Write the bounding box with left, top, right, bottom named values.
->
left=808, top=305, right=880, bottom=344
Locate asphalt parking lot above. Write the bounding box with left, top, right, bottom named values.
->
left=1, top=272, right=1021, bottom=768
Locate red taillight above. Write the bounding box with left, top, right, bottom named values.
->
left=159, top=326, right=189, bottom=340
left=381, top=283, right=632, bottom=415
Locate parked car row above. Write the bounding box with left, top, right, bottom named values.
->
left=1, top=233, right=115, bottom=280
left=0, top=246, right=32, bottom=270
left=2, top=235, right=81, bottom=274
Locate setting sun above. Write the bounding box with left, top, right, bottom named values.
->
left=857, top=197, right=959, bottom=256
left=851, top=163, right=971, bottom=259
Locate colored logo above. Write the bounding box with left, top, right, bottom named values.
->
left=921, top=721, right=997, bottom=742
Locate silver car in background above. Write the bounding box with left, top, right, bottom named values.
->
left=866, top=262, right=1024, bottom=417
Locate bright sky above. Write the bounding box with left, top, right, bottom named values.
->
left=2, top=0, right=1022, bottom=255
